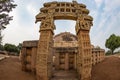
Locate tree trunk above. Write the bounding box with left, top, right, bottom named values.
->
left=111, top=50, right=114, bottom=55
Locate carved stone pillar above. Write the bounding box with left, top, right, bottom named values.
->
left=76, top=15, right=93, bottom=80
left=36, top=15, right=55, bottom=80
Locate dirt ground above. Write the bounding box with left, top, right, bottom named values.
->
left=0, top=56, right=36, bottom=80
left=0, top=56, right=120, bottom=80
left=91, top=56, right=120, bottom=80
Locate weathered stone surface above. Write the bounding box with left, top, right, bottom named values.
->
left=21, top=41, right=38, bottom=72
left=36, top=30, right=53, bottom=80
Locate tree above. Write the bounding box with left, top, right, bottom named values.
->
left=17, top=43, right=22, bottom=53
left=105, top=50, right=112, bottom=56
left=0, top=0, right=17, bottom=44
left=4, top=43, right=18, bottom=53
left=0, top=44, right=4, bottom=51
left=105, top=34, right=120, bottom=54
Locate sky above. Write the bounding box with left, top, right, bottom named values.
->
left=2, top=0, right=120, bottom=51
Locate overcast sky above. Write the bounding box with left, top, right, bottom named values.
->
left=2, top=0, right=120, bottom=50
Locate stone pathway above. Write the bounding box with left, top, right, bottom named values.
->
left=51, top=70, right=79, bottom=80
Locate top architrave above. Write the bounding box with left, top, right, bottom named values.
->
left=35, top=1, right=93, bottom=22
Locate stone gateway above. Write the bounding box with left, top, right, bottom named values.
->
left=35, top=1, right=93, bottom=80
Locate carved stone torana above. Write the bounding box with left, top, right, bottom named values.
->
left=36, top=1, right=93, bottom=80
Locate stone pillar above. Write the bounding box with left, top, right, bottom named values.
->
left=36, top=15, right=55, bottom=80
left=77, top=30, right=92, bottom=80
left=55, top=53, right=60, bottom=70
left=74, top=53, right=77, bottom=69
left=21, top=48, right=27, bottom=71
left=31, top=47, right=37, bottom=73
left=76, top=15, right=93, bottom=80
left=65, top=53, right=69, bottom=70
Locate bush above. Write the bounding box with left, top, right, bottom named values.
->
left=4, top=43, right=19, bottom=53
left=0, top=44, right=4, bottom=51
left=106, top=50, right=112, bottom=56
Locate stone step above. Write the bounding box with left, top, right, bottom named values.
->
left=51, top=77, right=79, bottom=80
left=51, top=70, right=79, bottom=80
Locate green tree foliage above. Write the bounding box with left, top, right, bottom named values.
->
left=0, top=0, right=17, bottom=27
left=0, top=44, right=4, bottom=51
left=17, top=43, right=22, bottom=53
left=0, top=0, right=17, bottom=44
left=105, top=50, right=112, bottom=56
left=0, top=43, right=22, bottom=55
left=4, top=43, right=18, bottom=53
left=105, top=34, right=120, bottom=54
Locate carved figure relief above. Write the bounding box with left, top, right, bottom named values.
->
left=40, top=14, right=55, bottom=30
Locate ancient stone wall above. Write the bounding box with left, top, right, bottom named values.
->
left=92, top=48, right=105, bottom=65
left=21, top=39, right=105, bottom=72
left=21, top=41, right=38, bottom=73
